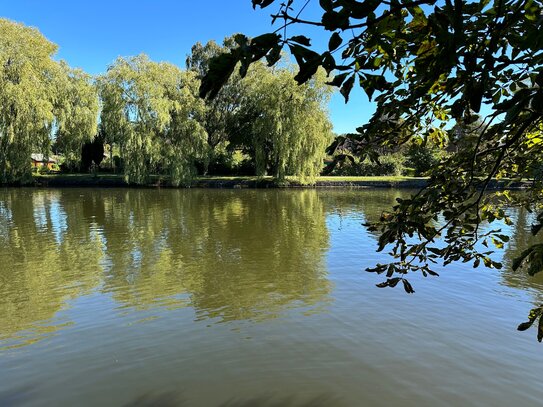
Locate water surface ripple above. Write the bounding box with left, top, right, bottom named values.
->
left=0, top=188, right=542, bottom=406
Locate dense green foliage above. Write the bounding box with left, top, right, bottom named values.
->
left=0, top=18, right=98, bottom=184
left=54, top=63, right=100, bottom=169
left=187, top=38, right=334, bottom=183
left=248, top=66, right=334, bottom=183
left=201, top=0, right=543, bottom=341
left=187, top=38, right=250, bottom=174
left=329, top=153, right=405, bottom=177
left=0, top=20, right=334, bottom=186
left=99, top=55, right=207, bottom=185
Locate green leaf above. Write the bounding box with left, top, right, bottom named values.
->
left=328, top=32, right=343, bottom=51
left=402, top=279, right=415, bottom=294
left=340, top=75, right=355, bottom=102
left=290, top=35, right=312, bottom=46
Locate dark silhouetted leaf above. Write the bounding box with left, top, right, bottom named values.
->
left=252, top=0, right=275, bottom=9
left=402, top=279, right=415, bottom=294
left=328, top=32, right=342, bottom=51
left=290, top=35, right=311, bottom=46
left=340, top=75, right=355, bottom=102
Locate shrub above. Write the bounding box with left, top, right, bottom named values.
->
left=405, top=143, right=442, bottom=176
left=329, top=153, right=404, bottom=176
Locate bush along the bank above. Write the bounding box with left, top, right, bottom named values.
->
left=404, top=143, right=444, bottom=176
left=329, top=153, right=405, bottom=177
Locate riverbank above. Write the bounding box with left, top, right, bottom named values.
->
left=27, top=174, right=428, bottom=189
left=1, top=174, right=529, bottom=189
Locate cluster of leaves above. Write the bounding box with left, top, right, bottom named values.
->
left=202, top=0, right=543, bottom=341
left=327, top=152, right=405, bottom=176
left=99, top=45, right=333, bottom=186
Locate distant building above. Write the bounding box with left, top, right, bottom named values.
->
left=31, top=154, right=58, bottom=171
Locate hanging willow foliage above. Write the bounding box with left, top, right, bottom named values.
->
left=248, top=65, right=333, bottom=184
left=54, top=62, right=100, bottom=167
left=0, top=18, right=98, bottom=184
left=98, top=54, right=207, bottom=185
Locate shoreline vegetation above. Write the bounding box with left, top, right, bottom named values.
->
left=33, top=174, right=428, bottom=189
left=0, top=174, right=529, bottom=190
left=0, top=18, right=452, bottom=189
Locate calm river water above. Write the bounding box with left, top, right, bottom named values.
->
left=1, top=188, right=542, bottom=407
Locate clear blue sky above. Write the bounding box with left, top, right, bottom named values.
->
left=2, top=0, right=375, bottom=134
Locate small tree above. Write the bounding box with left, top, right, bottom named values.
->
left=247, top=65, right=334, bottom=183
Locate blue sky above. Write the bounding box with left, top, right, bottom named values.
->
left=2, top=0, right=375, bottom=134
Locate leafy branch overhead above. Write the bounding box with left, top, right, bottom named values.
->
left=201, top=0, right=543, bottom=342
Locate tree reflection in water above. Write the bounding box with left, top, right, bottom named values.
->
left=3, top=187, right=542, bottom=351
left=0, top=189, right=332, bottom=348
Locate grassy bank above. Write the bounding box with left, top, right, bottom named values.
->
left=26, top=173, right=428, bottom=189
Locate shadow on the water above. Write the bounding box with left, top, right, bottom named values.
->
left=218, top=395, right=343, bottom=407
left=123, top=392, right=342, bottom=407
left=0, top=385, right=36, bottom=407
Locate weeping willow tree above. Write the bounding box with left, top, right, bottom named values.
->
left=99, top=54, right=207, bottom=185
left=161, top=69, right=208, bottom=185
left=0, top=18, right=98, bottom=184
left=248, top=65, right=333, bottom=184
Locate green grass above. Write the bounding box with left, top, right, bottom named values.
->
left=197, top=175, right=426, bottom=182
left=34, top=173, right=123, bottom=180
left=317, top=175, right=426, bottom=182
left=197, top=175, right=264, bottom=181
left=31, top=173, right=428, bottom=185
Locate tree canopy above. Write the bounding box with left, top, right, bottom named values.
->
left=187, top=38, right=333, bottom=181
left=187, top=38, right=251, bottom=174
left=99, top=54, right=208, bottom=185
left=247, top=65, right=334, bottom=182
left=0, top=18, right=335, bottom=185
left=0, top=18, right=98, bottom=183
left=200, top=0, right=543, bottom=341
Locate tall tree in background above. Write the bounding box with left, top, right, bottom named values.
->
left=187, top=37, right=250, bottom=174
left=189, top=36, right=333, bottom=181
left=99, top=54, right=207, bottom=185
left=201, top=0, right=543, bottom=340
left=0, top=18, right=98, bottom=183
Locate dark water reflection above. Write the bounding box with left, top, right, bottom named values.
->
left=0, top=188, right=542, bottom=406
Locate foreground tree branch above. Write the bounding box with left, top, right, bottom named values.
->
left=201, top=0, right=543, bottom=342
